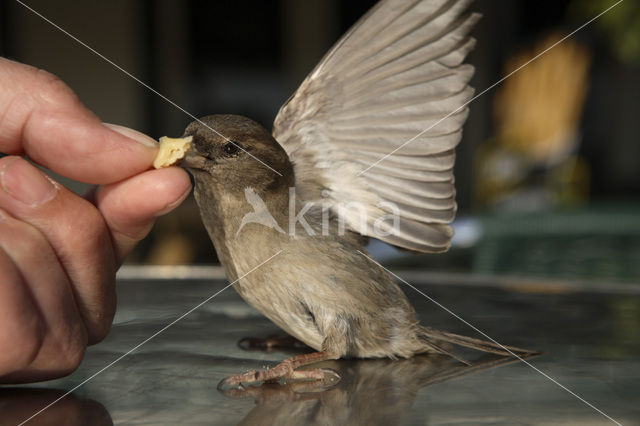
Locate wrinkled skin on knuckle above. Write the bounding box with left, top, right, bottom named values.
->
left=1, top=64, right=85, bottom=154
left=33, top=69, right=82, bottom=110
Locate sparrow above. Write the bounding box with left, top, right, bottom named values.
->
left=179, top=0, right=535, bottom=388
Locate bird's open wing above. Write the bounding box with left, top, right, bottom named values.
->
left=273, top=0, right=479, bottom=252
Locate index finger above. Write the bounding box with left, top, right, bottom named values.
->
left=0, top=57, right=158, bottom=184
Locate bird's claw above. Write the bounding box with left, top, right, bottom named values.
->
left=217, top=370, right=258, bottom=391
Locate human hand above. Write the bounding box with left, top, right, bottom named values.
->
left=0, top=57, right=192, bottom=383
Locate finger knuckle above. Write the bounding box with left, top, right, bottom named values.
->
left=33, top=69, right=80, bottom=107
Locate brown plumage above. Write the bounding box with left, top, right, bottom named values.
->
left=180, top=0, right=535, bottom=388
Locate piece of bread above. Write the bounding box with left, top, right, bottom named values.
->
left=153, top=136, right=193, bottom=169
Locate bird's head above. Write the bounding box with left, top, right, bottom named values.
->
left=180, top=114, right=293, bottom=194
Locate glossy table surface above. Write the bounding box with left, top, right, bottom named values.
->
left=4, top=266, right=639, bottom=425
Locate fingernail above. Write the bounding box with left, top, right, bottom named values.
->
left=155, top=187, right=191, bottom=217
left=104, top=123, right=158, bottom=148
left=0, top=157, right=57, bottom=207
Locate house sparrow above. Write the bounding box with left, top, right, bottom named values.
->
left=177, top=0, right=534, bottom=388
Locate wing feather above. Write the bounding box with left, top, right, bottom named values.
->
left=273, top=0, right=478, bottom=252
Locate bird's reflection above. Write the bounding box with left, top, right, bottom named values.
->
left=0, top=388, right=113, bottom=426
left=228, top=354, right=537, bottom=426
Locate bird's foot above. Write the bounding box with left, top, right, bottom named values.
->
left=217, top=351, right=340, bottom=391
left=237, top=334, right=307, bottom=351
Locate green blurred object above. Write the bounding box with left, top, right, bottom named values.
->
left=569, top=0, right=640, bottom=63
left=391, top=204, right=640, bottom=285
left=473, top=205, right=640, bottom=282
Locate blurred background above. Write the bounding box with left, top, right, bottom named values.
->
left=1, top=0, right=639, bottom=284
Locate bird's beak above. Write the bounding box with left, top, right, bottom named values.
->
left=180, top=147, right=206, bottom=169
left=175, top=135, right=206, bottom=169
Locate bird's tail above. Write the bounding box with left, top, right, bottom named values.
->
left=418, top=326, right=539, bottom=366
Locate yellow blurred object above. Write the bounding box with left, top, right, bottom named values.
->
left=146, top=232, right=196, bottom=265
left=142, top=198, right=206, bottom=265
left=493, top=33, right=592, bottom=164
left=475, top=32, right=593, bottom=211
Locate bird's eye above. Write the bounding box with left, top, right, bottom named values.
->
left=223, top=141, right=241, bottom=156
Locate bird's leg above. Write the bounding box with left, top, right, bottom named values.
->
left=238, top=334, right=307, bottom=351
left=217, top=351, right=340, bottom=390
